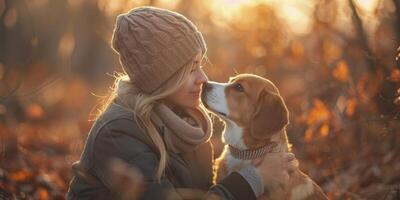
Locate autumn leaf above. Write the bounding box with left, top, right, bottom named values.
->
left=9, top=169, right=33, bottom=182
left=346, top=98, right=357, bottom=117
left=319, top=123, right=330, bottom=137
left=332, top=60, right=349, bottom=82
left=388, top=69, right=400, bottom=82
left=25, top=103, right=44, bottom=119
left=291, top=41, right=304, bottom=58
left=304, top=128, right=313, bottom=142
left=307, top=99, right=331, bottom=125
left=36, top=187, right=49, bottom=200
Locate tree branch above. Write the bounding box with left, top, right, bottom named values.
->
left=348, top=0, right=378, bottom=73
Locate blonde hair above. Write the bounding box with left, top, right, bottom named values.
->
left=90, top=56, right=210, bottom=182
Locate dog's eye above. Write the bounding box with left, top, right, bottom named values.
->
left=233, top=83, right=244, bottom=92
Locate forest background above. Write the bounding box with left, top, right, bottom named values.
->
left=1, top=0, right=400, bottom=199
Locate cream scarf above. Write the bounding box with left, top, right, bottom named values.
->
left=115, top=80, right=212, bottom=154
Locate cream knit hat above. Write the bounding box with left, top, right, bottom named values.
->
left=111, top=6, right=207, bottom=94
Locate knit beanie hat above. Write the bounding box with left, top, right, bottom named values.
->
left=111, top=6, right=207, bottom=94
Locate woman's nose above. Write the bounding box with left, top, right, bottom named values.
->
left=196, top=68, right=208, bottom=85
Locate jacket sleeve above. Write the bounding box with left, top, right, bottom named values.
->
left=92, top=118, right=256, bottom=200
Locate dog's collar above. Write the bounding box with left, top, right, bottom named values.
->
left=229, top=142, right=279, bottom=160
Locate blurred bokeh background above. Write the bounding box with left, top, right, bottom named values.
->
left=1, top=0, right=400, bottom=199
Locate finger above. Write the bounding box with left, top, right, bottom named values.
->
left=287, top=159, right=299, bottom=172
left=251, top=156, right=265, bottom=166
left=286, top=153, right=296, bottom=162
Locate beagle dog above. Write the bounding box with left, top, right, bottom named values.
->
left=201, top=74, right=328, bottom=200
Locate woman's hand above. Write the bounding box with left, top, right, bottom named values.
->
left=252, top=152, right=298, bottom=188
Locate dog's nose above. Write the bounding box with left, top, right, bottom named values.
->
left=202, top=82, right=212, bottom=93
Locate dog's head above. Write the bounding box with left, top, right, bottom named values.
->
left=201, top=74, right=289, bottom=142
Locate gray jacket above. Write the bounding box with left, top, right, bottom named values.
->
left=66, top=100, right=255, bottom=200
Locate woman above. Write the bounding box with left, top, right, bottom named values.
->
left=67, top=6, right=297, bottom=200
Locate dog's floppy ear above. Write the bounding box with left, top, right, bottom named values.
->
left=250, top=90, right=289, bottom=140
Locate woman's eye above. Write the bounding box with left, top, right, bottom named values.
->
left=234, top=83, right=244, bottom=92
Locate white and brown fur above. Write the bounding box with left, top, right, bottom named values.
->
left=201, top=74, right=328, bottom=200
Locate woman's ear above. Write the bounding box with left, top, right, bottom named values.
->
left=249, top=90, right=289, bottom=140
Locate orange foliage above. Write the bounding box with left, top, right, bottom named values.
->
left=306, top=99, right=331, bottom=125
left=346, top=98, right=357, bottom=117
left=9, top=169, right=33, bottom=182
left=25, top=103, right=44, bottom=119
left=332, top=60, right=349, bottom=82
left=304, top=128, right=313, bottom=142
left=36, top=187, right=50, bottom=200
left=291, top=41, right=304, bottom=58
left=319, top=123, right=329, bottom=137
left=388, top=68, right=400, bottom=82
left=304, top=99, right=332, bottom=140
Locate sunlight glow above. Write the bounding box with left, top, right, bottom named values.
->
left=158, top=0, right=180, bottom=9
left=354, top=0, right=380, bottom=34
left=209, top=0, right=313, bottom=35
left=222, top=0, right=253, bottom=6
left=355, top=0, right=379, bottom=13
left=92, top=0, right=379, bottom=37
left=278, top=3, right=312, bottom=35
left=209, top=0, right=256, bottom=19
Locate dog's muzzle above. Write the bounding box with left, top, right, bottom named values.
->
left=201, top=82, right=212, bottom=108
left=201, top=82, right=229, bottom=117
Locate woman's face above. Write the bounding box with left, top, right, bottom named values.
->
left=165, top=52, right=208, bottom=108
